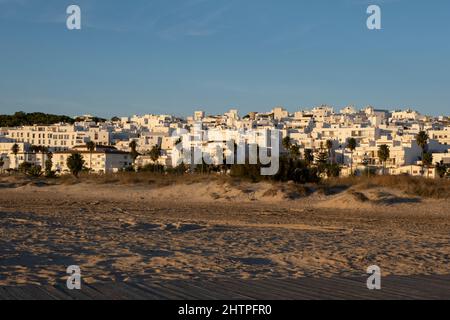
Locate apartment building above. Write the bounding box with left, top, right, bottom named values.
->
left=5, top=123, right=113, bottom=150
left=343, top=137, right=422, bottom=168
left=7, top=125, right=80, bottom=150
left=0, top=141, right=35, bottom=170
left=52, top=145, right=132, bottom=174
left=428, top=128, right=450, bottom=146
left=391, top=109, right=423, bottom=122
left=2, top=106, right=448, bottom=178
left=390, top=165, right=438, bottom=179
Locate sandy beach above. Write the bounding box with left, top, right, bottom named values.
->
left=1, top=177, right=449, bottom=286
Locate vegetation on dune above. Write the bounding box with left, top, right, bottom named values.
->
left=18, top=162, right=42, bottom=177
left=322, top=175, right=450, bottom=199
left=1, top=170, right=449, bottom=200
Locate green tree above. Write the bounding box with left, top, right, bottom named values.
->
left=30, top=145, right=41, bottom=170
left=0, top=112, right=75, bottom=127
left=11, top=143, right=19, bottom=170
left=27, top=165, right=43, bottom=177
left=436, top=161, right=448, bottom=178
left=316, top=150, right=328, bottom=165
left=303, top=149, right=314, bottom=166
left=361, top=153, right=371, bottom=178
left=316, top=146, right=329, bottom=176
left=44, top=152, right=55, bottom=178
left=325, top=163, right=341, bottom=178
left=282, top=136, right=292, bottom=154
left=0, top=157, right=4, bottom=174
left=290, top=144, right=301, bottom=159
left=18, top=162, right=42, bottom=177
left=416, top=131, right=429, bottom=175
left=86, top=141, right=96, bottom=172
left=346, top=138, right=357, bottom=175
left=67, top=153, right=85, bottom=178
left=149, top=144, right=162, bottom=163
left=148, top=144, right=162, bottom=172
left=18, top=161, right=32, bottom=174
left=377, top=144, right=390, bottom=175
left=422, top=152, right=433, bottom=178
left=129, top=141, right=139, bottom=161
left=39, top=146, right=48, bottom=169
left=30, top=145, right=40, bottom=154
left=326, top=140, right=333, bottom=164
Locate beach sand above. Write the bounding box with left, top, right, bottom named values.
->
left=0, top=178, right=449, bottom=286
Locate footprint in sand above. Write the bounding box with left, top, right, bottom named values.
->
left=162, top=223, right=207, bottom=233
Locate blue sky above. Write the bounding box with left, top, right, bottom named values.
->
left=0, top=0, right=449, bottom=117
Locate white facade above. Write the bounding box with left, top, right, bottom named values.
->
left=52, top=145, right=132, bottom=174
left=2, top=106, right=449, bottom=178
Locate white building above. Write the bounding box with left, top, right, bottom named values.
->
left=52, top=145, right=132, bottom=174
left=0, top=141, right=36, bottom=170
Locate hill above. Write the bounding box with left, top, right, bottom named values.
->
left=0, top=112, right=75, bottom=127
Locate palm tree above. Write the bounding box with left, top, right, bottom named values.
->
left=30, top=145, right=40, bottom=168
left=66, top=153, right=85, bottom=178
left=346, top=138, right=357, bottom=175
left=129, top=140, right=139, bottom=161
left=149, top=144, right=162, bottom=172
left=149, top=144, right=162, bottom=163
left=362, top=153, right=370, bottom=178
left=40, top=146, right=49, bottom=171
left=44, top=152, right=54, bottom=177
left=86, top=141, right=96, bottom=172
left=416, top=131, right=429, bottom=176
left=11, top=143, right=19, bottom=170
left=377, top=144, right=390, bottom=175
left=422, top=152, right=433, bottom=178
left=326, top=140, right=333, bottom=164
left=30, top=145, right=40, bottom=154
left=303, top=149, right=314, bottom=166
left=282, top=136, right=292, bottom=154
left=436, top=160, right=447, bottom=178
left=290, top=144, right=301, bottom=159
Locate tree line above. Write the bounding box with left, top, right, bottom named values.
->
left=0, top=112, right=111, bottom=127
left=0, top=112, right=75, bottom=127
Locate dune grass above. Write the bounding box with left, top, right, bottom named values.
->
left=1, top=172, right=449, bottom=199
left=322, top=175, right=450, bottom=199
left=56, top=171, right=234, bottom=187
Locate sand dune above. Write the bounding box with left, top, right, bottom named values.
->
left=0, top=177, right=449, bottom=286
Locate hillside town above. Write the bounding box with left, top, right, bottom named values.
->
left=0, top=106, right=449, bottom=178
